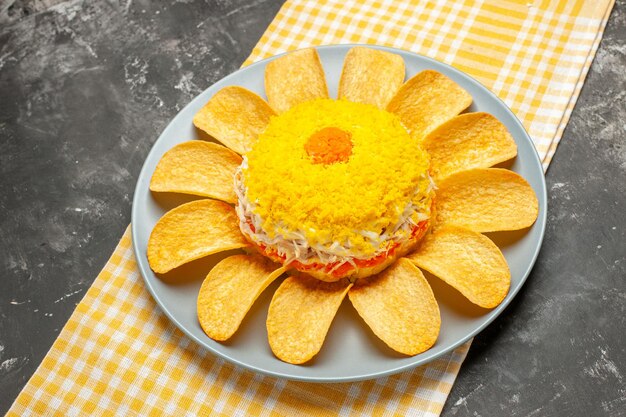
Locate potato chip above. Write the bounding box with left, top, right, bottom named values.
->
left=147, top=199, right=250, bottom=274
left=197, top=255, right=285, bottom=341
left=193, top=86, right=275, bottom=154
left=387, top=70, right=472, bottom=141
left=423, top=112, right=518, bottom=182
left=265, top=48, right=329, bottom=113
left=407, top=226, right=510, bottom=308
left=348, top=258, right=440, bottom=355
left=150, top=141, right=242, bottom=203
left=435, top=168, right=539, bottom=232
left=266, top=275, right=352, bottom=364
left=338, top=47, right=405, bottom=109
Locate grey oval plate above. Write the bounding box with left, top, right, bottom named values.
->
left=131, top=44, right=547, bottom=383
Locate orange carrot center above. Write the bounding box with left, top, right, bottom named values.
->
left=304, top=127, right=353, bottom=165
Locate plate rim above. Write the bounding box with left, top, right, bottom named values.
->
left=131, top=43, right=548, bottom=383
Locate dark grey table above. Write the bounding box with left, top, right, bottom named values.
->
left=1, top=1, right=624, bottom=415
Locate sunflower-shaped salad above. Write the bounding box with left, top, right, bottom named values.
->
left=147, top=47, right=539, bottom=364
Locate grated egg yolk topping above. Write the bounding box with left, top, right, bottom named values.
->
left=242, top=98, right=432, bottom=257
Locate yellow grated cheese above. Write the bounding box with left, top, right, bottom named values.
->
left=242, top=98, right=431, bottom=256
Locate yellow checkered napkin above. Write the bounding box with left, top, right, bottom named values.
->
left=8, top=0, right=613, bottom=415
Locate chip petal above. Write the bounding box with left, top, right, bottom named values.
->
left=338, top=47, right=405, bottom=109
left=147, top=199, right=251, bottom=274
left=266, top=275, right=351, bottom=364
left=423, top=112, right=518, bottom=182
left=387, top=70, right=472, bottom=141
left=149, top=141, right=242, bottom=203
left=348, top=258, right=440, bottom=355
left=407, top=226, right=511, bottom=308
left=197, top=254, right=285, bottom=341
left=435, top=168, right=539, bottom=232
left=265, top=48, right=329, bottom=113
left=193, top=86, right=275, bottom=154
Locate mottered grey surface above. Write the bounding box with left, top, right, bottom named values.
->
left=0, top=0, right=624, bottom=415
